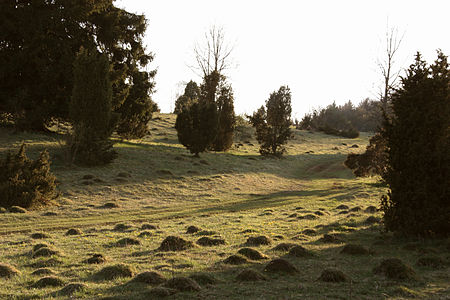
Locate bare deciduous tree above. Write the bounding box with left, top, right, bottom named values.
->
left=377, top=26, right=404, bottom=113
left=193, top=25, right=234, bottom=77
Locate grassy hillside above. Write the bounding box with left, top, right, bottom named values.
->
left=0, top=113, right=448, bottom=299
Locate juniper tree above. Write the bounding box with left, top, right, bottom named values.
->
left=175, top=99, right=218, bottom=157
left=381, top=51, right=450, bottom=237
left=0, top=144, right=57, bottom=209
left=211, top=83, right=236, bottom=151
left=250, top=86, right=293, bottom=157
left=174, top=81, right=200, bottom=114
left=69, top=48, right=117, bottom=166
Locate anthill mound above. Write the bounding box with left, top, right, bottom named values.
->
left=340, top=244, right=370, bottom=255
left=31, top=268, right=56, bottom=276
left=9, top=206, right=27, bottom=213
left=32, top=276, right=65, bottom=288
left=138, top=231, right=152, bottom=238
left=101, top=202, right=119, bottom=209
left=93, top=264, right=134, bottom=280
left=263, top=259, right=298, bottom=274
left=272, top=243, right=297, bottom=252
left=27, top=258, right=63, bottom=268
left=65, top=228, right=83, bottom=236
left=186, top=225, right=201, bottom=234
left=244, top=236, right=271, bottom=246
left=32, top=247, right=60, bottom=258
left=288, top=245, right=314, bottom=258
left=373, top=258, right=417, bottom=280
left=318, top=268, right=348, bottom=282
left=236, top=269, right=267, bottom=282
left=0, top=263, right=20, bottom=278
left=146, top=287, right=178, bottom=297
left=112, top=223, right=132, bottom=232
left=318, top=234, right=344, bottom=244
left=189, top=273, right=220, bottom=285
left=237, top=248, right=268, bottom=260
left=130, top=271, right=166, bottom=285
left=196, top=237, right=225, bottom=246
left=365, top=216, right=381, bottom=225
left=336, top=205, right=349, bottom=210
left=115, top=237, right=141, bottom=247
left=416, top=256, right=445, bottom=268
left=32, top=243, right=50, bottom=252
left=84, top=254, right=107, bottom=264
left=31, top=232, right=50, bottom=239
left=56, top=283, right=87, bottom=296
left=302, top=229, right=317, bottom=236
left=141, top=223, right=157, bottom=230
left=223, top=255, right=249, bottom=265
left=365, top=206, right=377, bottom=213
left=163, top=277, right=201, bottom=292
left=298, top=214, right=318, bottom=220
left=158, top=236, right=194, bottom=251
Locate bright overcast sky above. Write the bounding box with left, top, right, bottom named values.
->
left=116, top=0, right=449, bottom=119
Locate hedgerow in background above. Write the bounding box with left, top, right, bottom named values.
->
left=0, top=144, right=57, bottom=209
left=68, top=48, right=117, bottom=166
left=250, top=86, right=293, bottom=157
left=381, top=51, right=450, bottom=237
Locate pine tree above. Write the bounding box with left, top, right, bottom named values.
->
left=381, top=51, right=450, bottom=236
left=69, top=48, right=117, bottom=166
left=250, top=86, right=293, bottom=156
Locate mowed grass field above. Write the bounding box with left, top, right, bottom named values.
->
left=0, top=113, right=449, bottom=299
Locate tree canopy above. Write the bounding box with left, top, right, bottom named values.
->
left=0, top=0, right=157, bottom=136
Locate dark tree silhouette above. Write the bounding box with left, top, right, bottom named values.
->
left=69, top=48, right=117, bottom=166
left=0, top=0, right=156, bottom=137
left=381, top=51, right=450, bottom=237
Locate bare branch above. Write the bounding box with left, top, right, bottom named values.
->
left=190, top=25, right=234, bottom=78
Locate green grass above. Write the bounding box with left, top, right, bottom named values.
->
left=0, top=113, right=449, bottom=299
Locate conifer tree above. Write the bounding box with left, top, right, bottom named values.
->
left=250, top=86, right=293, bottom=156
left=174, top=81, right=200, bottom=114
left=69, top=48, right=117, bottom=166
left=175, top=100, right=218, bottom=157
left=211, top=83, right=236, bottom=151
left=0, top=1, right=156, bottom=136
left=381, top=51, right=450, bottom=236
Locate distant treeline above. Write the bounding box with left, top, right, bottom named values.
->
left=297, top=99, right=382, bottom=137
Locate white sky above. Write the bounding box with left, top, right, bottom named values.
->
left=116, top=0, right=449, bottom=119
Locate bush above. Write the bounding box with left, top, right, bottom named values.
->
left=68, top=48, right=117, bottom=166
left=0, top=144, right=57, bottom=209
left=344, top=132, right=387, bottom=176
left=381, top=51, right=450, bottom=237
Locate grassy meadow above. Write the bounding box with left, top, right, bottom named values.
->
left=0, top=113, right=448, bottom=299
